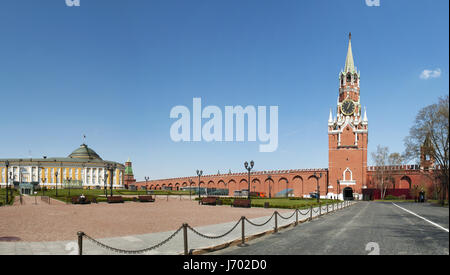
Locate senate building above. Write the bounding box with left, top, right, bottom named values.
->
left=0, top=144, right=125, bottom=195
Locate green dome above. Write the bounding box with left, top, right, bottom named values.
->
left=68, top=144, right=102, bottom=160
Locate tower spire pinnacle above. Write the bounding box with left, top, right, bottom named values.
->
left=363, top=107, right=368, bottom=123
left=344, top=32, right=355, bottom=74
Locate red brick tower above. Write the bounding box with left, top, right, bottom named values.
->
left=328, top=33, right=368, bottom=200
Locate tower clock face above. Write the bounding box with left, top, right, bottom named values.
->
left=341, top=100, right=355, bottom=116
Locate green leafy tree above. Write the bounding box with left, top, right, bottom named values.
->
left=371, top=145, right=403, bottom=199
left=404, top=96, right=449, bottom=205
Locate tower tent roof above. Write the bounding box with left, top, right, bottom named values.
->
left=344, top=33, right=356, bottom=74
left=125, top=165, right=134, bottom=175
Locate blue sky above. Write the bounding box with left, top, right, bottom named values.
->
left=0, top=0, right=448, bottom=180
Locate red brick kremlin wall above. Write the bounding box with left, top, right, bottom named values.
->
left=133, top=168, right=329, bottom=198
left=132, top=165, right=438, bottom=199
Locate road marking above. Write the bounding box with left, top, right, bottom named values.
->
left=392, top=203, right=449, bottom=233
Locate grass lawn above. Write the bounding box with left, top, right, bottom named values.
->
left=0, top=188, right=19, bottom=206
left=34, top=188, right=192, bottom=203
left=32, top=189, right=343, bottom=208
left=214, top=197, right=341, bottom=210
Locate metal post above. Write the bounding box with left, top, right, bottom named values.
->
left=55, top=169, right=59, bottom=197
left=5, top=161, right=9, bottom=205
left=319, top=203, right=321, bottom=216
left=110, top=166, right=114, bottom=198
left=295, top=209, right=298, bottom=226
left=244, top=161, right=254, bottom=201
left=241, top=216, right=245, bottom=245
left=183, top=223, right=188, bottom=255
left=274, top=211, right=278, bottom=233
left=77, top=232, right=84, bottom=255
left=196, top=170, right=203, bottom=205
left=326, top=203, right=328, bottom=214
left=310, top=205, right=313, bottom=221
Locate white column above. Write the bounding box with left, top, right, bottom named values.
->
left=96, top=168, right=99, bottom=186
left=84, top=168, right=87, bottom=187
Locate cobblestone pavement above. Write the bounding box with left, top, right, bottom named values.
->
left=0, top=196, right=350, bottom=255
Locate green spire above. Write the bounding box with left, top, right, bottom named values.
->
left=344, top=33, right=356, bottom=74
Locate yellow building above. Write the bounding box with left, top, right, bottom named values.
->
left=0, top=144, right=125, bottom=194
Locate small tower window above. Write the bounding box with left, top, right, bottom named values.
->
left=346, top=73, right=351, bottom=83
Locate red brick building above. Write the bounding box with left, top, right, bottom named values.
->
left=131, top=34, right=438, bottom=200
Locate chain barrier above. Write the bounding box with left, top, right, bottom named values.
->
left=82, top=226, right=183, bottom=254
left=297, top=208, right=311, bottom=215
left=244, top=212, right=276, bottom=227
left=78, top=201, right=354, bottom=254
left=187, top=219, right=241, bottom=240
left=277, top=210, right=297, bottom=220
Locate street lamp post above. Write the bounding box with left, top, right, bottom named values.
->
left=110, top=164, right=116, bottom=197
left=67, top=177, right=72, bottom=197
left=145, top=176, right=150, bottom=195
left=4, top=161, right=9, bottom=205
left=196, top=170, right=203, bottom=204
left=55, top=171, right=59, bottom=197
left=266, top=175, right=272, bottom=199
left=42, top=178, right=47, bottom=197
left=103, top=167, right=108, bottom=197
left=40, top=167, right=45, bottom=197
left=285, top=179, right=289, bottom=198
left=9, top=172, right=13, bottom=202
left=314, top=172, right=323, bottom=203
left=189, top=179, right=193, bottom=201
left=244, top=160, right=254, bottom=200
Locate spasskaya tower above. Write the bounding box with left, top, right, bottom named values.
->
left=328, top=33, right=368, bottom=200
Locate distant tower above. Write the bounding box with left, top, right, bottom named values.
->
left=420, top=134, right=435, bottom=170
left=328, top=33, right=368, bottom=200
left=123, top=158, right=136, bottom=189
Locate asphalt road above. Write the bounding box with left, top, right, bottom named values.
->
left=210, top=201, right=449, bottom=255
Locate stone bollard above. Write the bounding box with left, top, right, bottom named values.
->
left=274, top=212, right=278, bottom=233
left=77, top=231, right=84, bottom=255
left=241, top=216, right=245, bottom=245
left=183, top=223, right=189, bottom=255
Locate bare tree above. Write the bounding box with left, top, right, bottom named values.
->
left=404, top=96, right=449, bottom=205
left=371, top=145, right=403, bottom=199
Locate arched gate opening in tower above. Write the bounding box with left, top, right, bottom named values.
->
left=343, top=187, right=354, bottom=201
